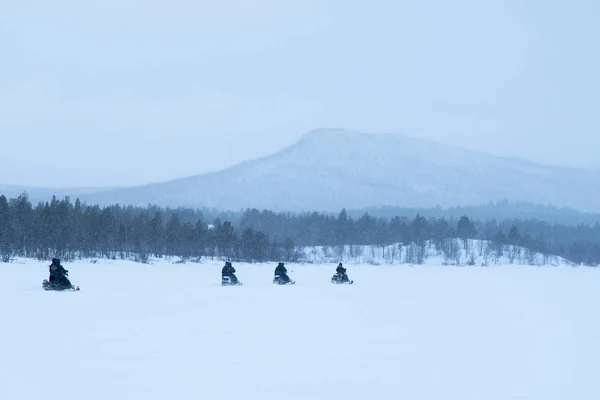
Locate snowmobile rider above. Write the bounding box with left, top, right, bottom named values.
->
left=274, top=262, right=291, bottom=283
left=336, top=263, right=349, bottom=282
left=49, top=258, right=71, bottom=287
left=221, top=261, right=239, bottom=284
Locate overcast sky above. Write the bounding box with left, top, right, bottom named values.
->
left=1, top=0, right=598, bottom=188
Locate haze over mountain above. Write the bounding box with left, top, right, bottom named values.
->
left=0, top=185, right=111, bottom=202
left=6, top=129, right=595, bottom=212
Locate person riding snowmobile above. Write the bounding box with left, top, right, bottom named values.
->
left=221, top=261, right=239, bottom=284
left=48, top=258, right=72, bottom=288
left=334, top=263, right=350, bottom=283
left=274, top=262, right=291, bottom=283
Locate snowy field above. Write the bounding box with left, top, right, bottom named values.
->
left=1, top=260, right=599, bottom=400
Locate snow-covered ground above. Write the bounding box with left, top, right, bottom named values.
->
left=1, top=260, right=598, bottom=400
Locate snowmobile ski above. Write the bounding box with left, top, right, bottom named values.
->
left=222, top=281, right=243, bottom=286
left=331, top=273, right=353, bottom=284
left=332, top=280, right=353, bottom=284
left=42, top=279, right=79, bottom=291
left=273, top=278, right=295, bottom=285
left=221, top=276, right=242, bottom=286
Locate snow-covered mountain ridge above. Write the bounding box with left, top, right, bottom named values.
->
left=3, top=129, right=600, bottom=212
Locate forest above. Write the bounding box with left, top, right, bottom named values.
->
left=1, top=193, right=599, bottom=265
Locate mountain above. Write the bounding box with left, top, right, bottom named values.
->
left=4, top=129, right=600, bottom=212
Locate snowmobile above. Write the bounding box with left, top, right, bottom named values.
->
left=273, top=274, right=295, bottom=285
left=42, top=279, right=79, bottom=291
left=221, top=275, right=242, bottom=286
left=43, top=268, right=79, bottom=291
left=331, top=272, right=353, bottom=284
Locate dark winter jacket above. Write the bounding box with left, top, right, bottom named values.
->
left=274, top=263, right=287, bottom=276
left=49, top=259, right=68, bottom=282
left=336, top=264, right=346, bottom=275
left=222, top=263, right=236, bottom=276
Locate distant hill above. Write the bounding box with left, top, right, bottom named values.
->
left=3, top=129, right=600, bottom=212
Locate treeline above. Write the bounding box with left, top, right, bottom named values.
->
left=349, top=200, right=600, bottom=226
left=1, top=193, right=600, bottom=265
left=0, top=194, right=296, bottom=263
left=238, top=208, right=600, bottom=264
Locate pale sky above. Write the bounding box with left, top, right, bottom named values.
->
left=1, top=0, right=598, bottom=188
